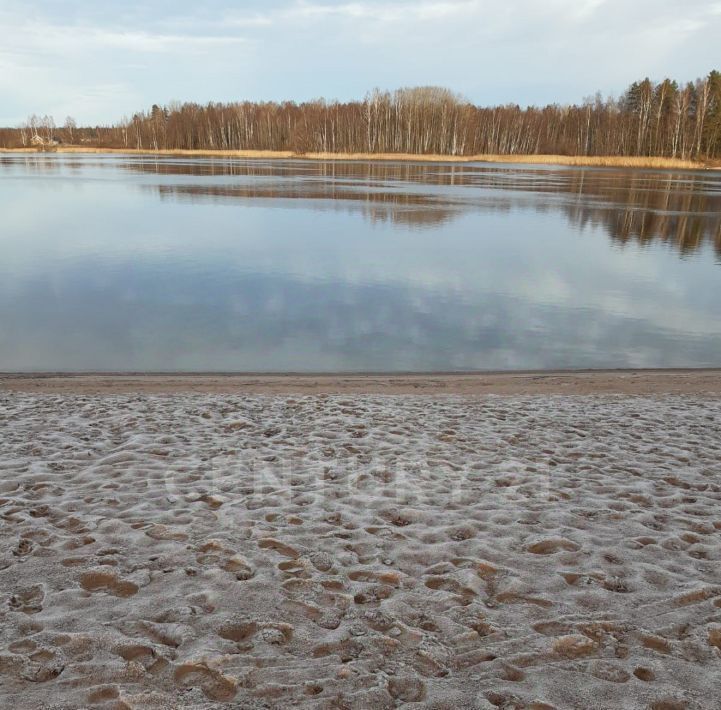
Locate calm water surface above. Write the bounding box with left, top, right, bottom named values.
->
left=1, top=154, right=719, bottom=371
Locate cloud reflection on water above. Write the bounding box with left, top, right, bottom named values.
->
left=0, top=155, right=719, bottom=371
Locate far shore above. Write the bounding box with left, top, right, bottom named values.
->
left=3, top=369, right=721, bottom=396
left=0, top=145, right=716, bottom=170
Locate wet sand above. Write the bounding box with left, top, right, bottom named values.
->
left=2, top=369, right=721, bottom=396
left=1, top=375, right=720, bottom=708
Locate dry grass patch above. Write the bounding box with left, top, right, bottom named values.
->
left=0, top=146, right=709, bottom=169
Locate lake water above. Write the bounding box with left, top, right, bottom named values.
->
left=1, top=154, right=719, bottom=372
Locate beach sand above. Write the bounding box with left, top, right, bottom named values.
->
left=3, top=370, right=721, bottom=396
left=1, top=374, right=720, bottom=708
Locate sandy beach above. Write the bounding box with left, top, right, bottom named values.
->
left=1, top=373, right=720, bottom=708
left=3, top=370, right=721, bottom=396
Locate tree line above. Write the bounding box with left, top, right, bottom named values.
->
left=2, top=72, right=720, bottom=159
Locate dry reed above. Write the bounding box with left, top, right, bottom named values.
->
left=0, top=146, right=710, bottom=169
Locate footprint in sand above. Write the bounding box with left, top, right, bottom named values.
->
left=277, top=559, right=308, bottom=578
left=708, top=626, right=721, bottom=649
left=258, top=537, right=301, bottom=558
left=80, top=571, right=138, bottom=598
left=218, top=621, right=293, bottom=648
left=589, top=660, right=631, bottom=683
left=222, top=555, right=254, bottom=581
left=387, top=676, right=426, bottom=703
left=17, top=647, right=65, bottom=683
left=283, top=598, right=345, bottom=630
left=633, top=667, right=656, bottom=681
left=642, top=635, right=672, bottom=655
left=8, top=585, right=44, bottom=614
left=8, top=639, right=38, bottom=654
left=303, top=681, right=324, bottom=696
left=196, top=541, right=255, bottom=580
left=526, top=537, right=581, bottom=555
left=5, top=637, right=60, bottom=680
left=424, top=575, right=476, bottom=597
left=86, top=685, right=121, bottom=704
left=114, top=644, right=167, bottom=673
left=145, top=524, right=188, bottom=541
left=348, top=569, right=402, bottom=586
left=126, top=620, right=186, bottom=649
left=552, top=635, right=598, bottom=658
left=116, top=643, right=154, bottom=661
left=674, top=587, right=721, bottom=607
left=174, top=663, right=237, bottom=701
left=218, top=621, right=258, bottom=644
left=313, top=638, right=364, bottom=663
left=309, top=551, right=333, bottom=572
left=650, top=700, right=691, bottom=710
left=13, top=538, right=34, bottom=558
left=498, top=663, right=525, bottom=682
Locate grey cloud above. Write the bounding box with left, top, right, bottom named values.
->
left=1, top=0, right=719, bottom=123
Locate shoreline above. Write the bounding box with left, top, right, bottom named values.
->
left=0, top=146, right=713, bottom=170
left=3, top=369, right=721, bottom=395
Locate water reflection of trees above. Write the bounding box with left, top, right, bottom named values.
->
left=131, top=160, right=721, bottom=256
left=152, top=182, right=459, bottom=228
left=558, top=172, right=721, bottom=257
left=4, top=155, right=720, bottom=255
left=0, top=156, right=64, bottom=173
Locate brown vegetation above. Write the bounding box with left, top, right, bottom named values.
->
left=0, top=146, right=706, bottom=170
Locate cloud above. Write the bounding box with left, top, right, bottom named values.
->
left=281, top=0, right=480, bottom=22
left=1, top=20, right=247, bottom=56
left=1, top=0, right=719, bottom=124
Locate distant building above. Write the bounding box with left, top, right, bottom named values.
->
left=30, top=134, right=59, bottom=148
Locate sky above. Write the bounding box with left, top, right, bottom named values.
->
left=1, top=0, right=720, bottom=125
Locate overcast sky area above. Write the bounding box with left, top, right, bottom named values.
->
left=1, top=0, right=720, bottom=125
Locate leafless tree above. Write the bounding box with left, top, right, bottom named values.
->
left=1, top=72, right=719, bottom=158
